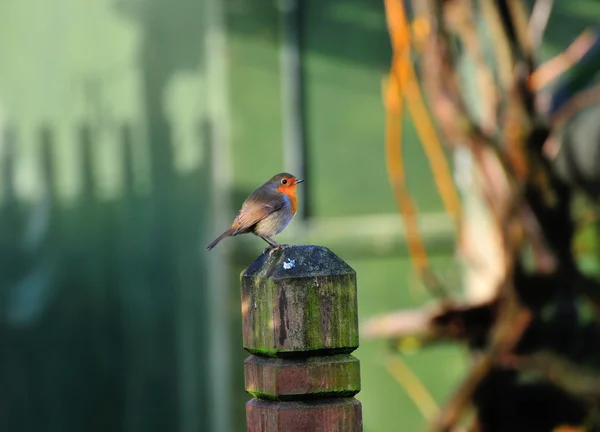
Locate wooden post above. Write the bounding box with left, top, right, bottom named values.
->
left=241, top=245, right=362, bottom=432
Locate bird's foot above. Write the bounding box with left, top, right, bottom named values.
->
left=263, top=245, right=276, bottom=255
left=263, top=244, right=289, bottom=256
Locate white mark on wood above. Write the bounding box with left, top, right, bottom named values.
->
left=283, top=258, right=296, bottom=270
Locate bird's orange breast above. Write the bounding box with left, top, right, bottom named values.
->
left=277, top=186, right=298, bottom=216
left=289, top=193, right=298, bottom=216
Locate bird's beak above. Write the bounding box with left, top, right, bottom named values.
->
left=293, top=179, right=304, bottom=185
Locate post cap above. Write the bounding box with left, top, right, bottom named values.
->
left=241, top=245, right=359, bottom=356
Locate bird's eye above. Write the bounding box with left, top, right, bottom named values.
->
left=281, top=179, right=288, bottom=185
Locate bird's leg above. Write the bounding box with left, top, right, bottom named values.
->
left=259, top=235, right=277, bottom=246
left=265, top=236, right=290, bottom=249
left=259, top=236, right=288, bottom=255
left=259, top=235, right=278, bottom=255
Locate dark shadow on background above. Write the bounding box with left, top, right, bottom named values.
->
left=114, top=1, right=209, bottom=430
left=0, top=0, right=213, bottom=430
left=225, top=0, right=391, bottom=70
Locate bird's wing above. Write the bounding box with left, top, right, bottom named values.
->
left=231, top=196, right=285, bottom=234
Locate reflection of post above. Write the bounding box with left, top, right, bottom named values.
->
left=242, top=246, right=362, bottom=432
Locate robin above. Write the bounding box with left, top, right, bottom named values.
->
left=206, top=172, right=304, bottom=252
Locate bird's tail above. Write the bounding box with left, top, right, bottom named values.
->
left=206, top=228, right=234, bottom=251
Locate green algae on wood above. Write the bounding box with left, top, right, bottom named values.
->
left=241, top=245, right=363, bottom=431
left=241, top=245, right=359, bottom=357
left=244, top=354, right=361, bottom=400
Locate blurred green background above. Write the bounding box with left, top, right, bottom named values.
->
left=0, top=1, right=598, bottom=431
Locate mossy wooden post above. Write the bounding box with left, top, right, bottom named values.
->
left=241, top=245, right=362, bottom=432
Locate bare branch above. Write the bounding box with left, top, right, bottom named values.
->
left=529, top=0, right=554, bottom=50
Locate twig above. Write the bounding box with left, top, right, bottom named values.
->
left=404, top=51, right=463, bottom=226
left=528, top=0, right=554, bottom=50
left=431, top=354, right=493, bottom=432
left=383, top=0, right=451, bottom=299
left=362, top=300, right=498, bottom=352
left=386, top=355, right=440, bottom=419
left=362, top=304, right=446, bottom=342
left=478, top=0, right=517, bottom=92
left=431, top=300, right=531, bottom=431
left=552, top=82, right=600, bottom=126
left=499, top=351, right=600, bottom=399
left=446, top=0, right=500, bottom=135
left=530, top=28, right=598, bottom=91
left=506, top=0, right=534, bottom=62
